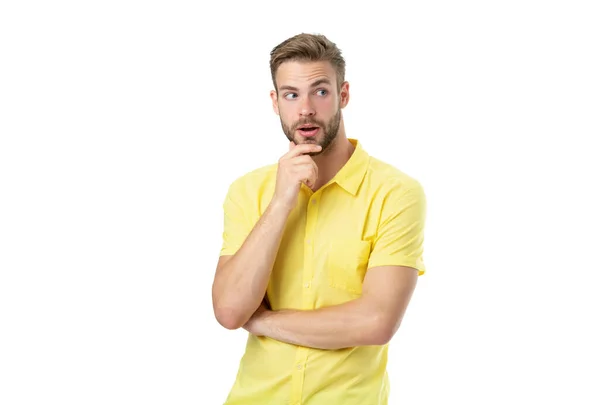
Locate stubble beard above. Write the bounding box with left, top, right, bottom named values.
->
left=281, top=108, right=341, bottom=157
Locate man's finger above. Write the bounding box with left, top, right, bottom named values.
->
left=285, top=143, right=322, bottom=158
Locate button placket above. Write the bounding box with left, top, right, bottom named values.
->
left=289, top=194, right=318, bottom=405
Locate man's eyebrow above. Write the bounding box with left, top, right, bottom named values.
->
left=310, top=78, right=332, bottom=87
left=279, top=85, right=299, bottom=92
left=278, top=78, right=333, bottom=92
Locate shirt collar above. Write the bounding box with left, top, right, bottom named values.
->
left=332, top=138, right=369, bottom=196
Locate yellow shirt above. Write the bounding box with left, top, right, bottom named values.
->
left=219, top=138, right=427, bottom=405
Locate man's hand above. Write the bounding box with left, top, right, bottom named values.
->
left=243, top=298, right=271, bottom=336
left=272, top=141, right=322, bottom=211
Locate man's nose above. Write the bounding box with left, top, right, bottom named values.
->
left=300, top=97, right=315, bottom=117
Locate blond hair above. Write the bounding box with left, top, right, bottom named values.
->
left=269, top=33, right=346, bottom=93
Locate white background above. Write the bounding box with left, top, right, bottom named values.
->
left=1, top=1, right=599, bottom=404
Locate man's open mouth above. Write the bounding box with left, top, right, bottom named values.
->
left=299, top=127, right=318, bottom=132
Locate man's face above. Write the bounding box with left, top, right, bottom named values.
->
left=270, top=61, right=349, bottom=156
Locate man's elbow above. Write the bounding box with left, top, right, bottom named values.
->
left=214, top=306, right=248, bottom=330
left=368, top=316, right=398, bottom=346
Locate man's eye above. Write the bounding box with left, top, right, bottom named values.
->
left=284, top=93, right=297, bottom=100
left=317, top=89, right=328, bottom=96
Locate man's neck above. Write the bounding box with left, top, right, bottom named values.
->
left=311, top=132, right=355, bottom=191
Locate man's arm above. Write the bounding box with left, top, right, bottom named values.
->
left=212, top=199, right=292, bottom=330
left=244, top=265, right=419, bottom=350
left=212, top=142, right=321, bottom=330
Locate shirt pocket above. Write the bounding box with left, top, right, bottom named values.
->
left=327, top=239, right=371, bottom=295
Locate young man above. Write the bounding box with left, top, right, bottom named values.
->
left=212, top=33, right=427, bottom=405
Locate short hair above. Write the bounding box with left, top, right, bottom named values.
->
left=269, top=33, right=346, bottom=93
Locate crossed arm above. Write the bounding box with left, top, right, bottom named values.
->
left=242, top=264, right=419, bottom=350
left=216, top=179, right=426, bottom=348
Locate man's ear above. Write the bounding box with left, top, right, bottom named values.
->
left=339, top=81, right=350, bottom=109
left=270, top=90, right=279, bottom=115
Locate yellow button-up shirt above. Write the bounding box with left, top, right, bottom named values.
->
left=219, top=138, right=427, bottom=405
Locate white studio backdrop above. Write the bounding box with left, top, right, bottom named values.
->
left=1, top=1, right=599, bottom=404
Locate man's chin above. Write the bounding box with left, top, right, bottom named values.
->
left=287, top=135, right=324, bottom=154
left=294, top=136, right=319, bottom=145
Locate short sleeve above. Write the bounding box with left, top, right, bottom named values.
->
left=219, top=179, right=253, bottom=257
left=367, top=181, right=427, bottom=275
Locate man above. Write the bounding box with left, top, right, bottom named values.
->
left=212, top=33, right=427, bottom=405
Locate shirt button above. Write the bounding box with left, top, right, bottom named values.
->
left=296, top=364, right=302, bottom=370
left=312, top=199, right=317, bottom=205
left=304, top=282, right=310, bottom=288
left=306, top=239, right=311, bottom=245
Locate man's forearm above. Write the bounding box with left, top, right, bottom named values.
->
left=213, top=199, right=291, bottom=329
left=257, top=298, right=387, bottom=350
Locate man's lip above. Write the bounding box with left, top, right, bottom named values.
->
left=297, top=127, right=320, bottom=137
left=297, top=125, right=320, bottom=129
